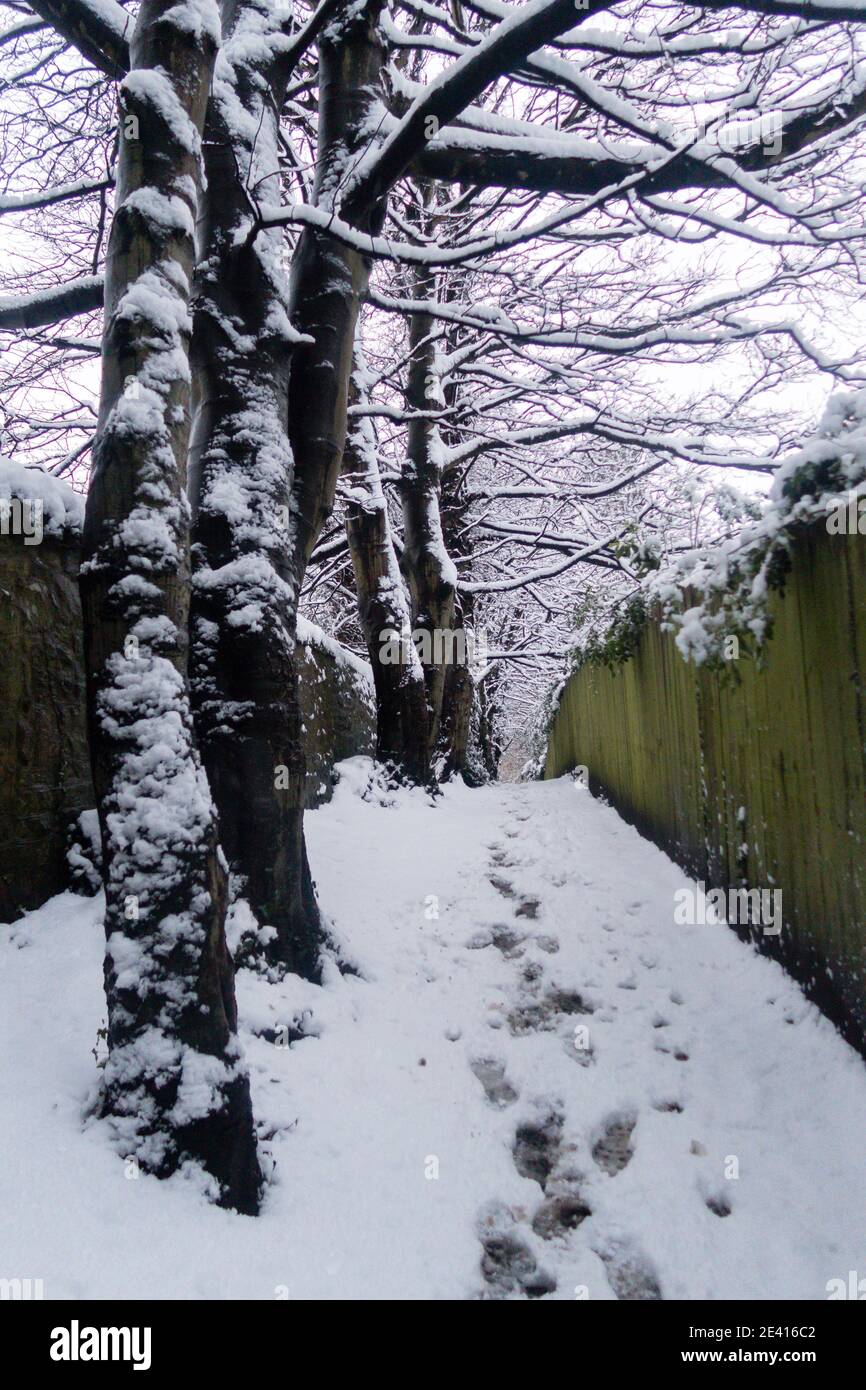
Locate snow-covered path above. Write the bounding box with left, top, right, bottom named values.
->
left=2, top=763, right=865, bottom=1300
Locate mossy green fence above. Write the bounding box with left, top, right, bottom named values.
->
left=545, top=519, right=866, bottom=1055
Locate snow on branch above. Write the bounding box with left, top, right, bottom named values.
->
left=342, top=0, right=610, bottom=219
left=459, top=524, right=631, bottom=593
left=0, top=275, right=104, bottom=330
left=0, top=178, right=112, bottom=217
left=27, top=0, right=132, bottom=75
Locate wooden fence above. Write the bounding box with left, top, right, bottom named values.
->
left=545, top=520, right=866, bottom=1054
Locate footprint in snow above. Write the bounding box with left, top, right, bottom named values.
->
left=470, top=1056, right=519, bottom=1109
left=464, top=924, right=526, bottom=958
left=532, top=1193, right=592, bottom=1241
left=515, top=898, right=540, bottom=920
left=479, top=1231, right=556, bottom=1300
left=491, top=924, right=527, bottom=958
left=513, top=1109, right=564, bottom=1188
left=476, top=1202, right=557, bottom=1300
left=521, top=961, right=544, bottom=988
left=592, top=1114, right=636, bottom=1176
left=508, top=988, right=592, bottom=1036
left=511, top=1111, right=595, bottom=1246
left=599, top=1245, right=662, bottom=1301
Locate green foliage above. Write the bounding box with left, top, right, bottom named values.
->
left=609, top=525, right=662, bottom=577
left=575, top=594, right=648, bottom=674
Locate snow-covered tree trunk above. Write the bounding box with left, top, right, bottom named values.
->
left=435, top=330, right=478, bottom=782
left=188, top=1, right=322, bottom=979
left=343, top=359, right=430, bottom=782
left=398, top=265, right=458, bottom=768
left=438, top=659, right=475, bottom=777
left=286, top=2, right=386, bottom=586
left=79, top=0, right=261, bottom=1212
left=190, top=0, right=386, bottom=972
left=476, top=674, right=502, bottom=780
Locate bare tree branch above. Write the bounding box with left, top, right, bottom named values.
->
left=27, top=0, right=131, bottom=76
left=0, top=274, right=103, bottom=330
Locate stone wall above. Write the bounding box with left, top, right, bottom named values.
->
left=0, top=534, right=93, bottom=921
left=0, top=530, right=374, bottom=922
left=296, top=617, right=375, bottom=807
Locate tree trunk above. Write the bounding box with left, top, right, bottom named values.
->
left=438, top=658, right=475, bottom=779
left=79, top=0, right=260, bottom=1213
left=436, top=388, right=479, bottom=782
left=286, top=3, right=386, bottom=587
left=476, top=673, right=502, bottom=781
left=188, top=2, right=386, bottom=973
left=343, top=358, right=430, bottom=782
left=188, top=2, right=321, bottom=979
left=403, top=259, right=484, bottom=783
left=398, top=264, right=458, bottom=766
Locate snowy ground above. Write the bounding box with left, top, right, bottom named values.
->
left=2, top=762, right=865, bottom=1301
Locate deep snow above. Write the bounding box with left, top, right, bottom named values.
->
left=1, top=763, right=864, bottom=1300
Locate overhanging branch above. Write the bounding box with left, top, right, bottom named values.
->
left=28, top=0, right=131, bottom=77
left=0, top=274, right=104, bottom=331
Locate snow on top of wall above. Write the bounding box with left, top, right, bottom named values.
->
left=296, top=615, right=373, bottom=686
left=0, top=456, right=85, bottom=538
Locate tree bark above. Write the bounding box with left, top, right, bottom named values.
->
left=438, top=658, right=475, bottom=779
left=190, top=0, right=387, bottom=974
left=435, top=364, right=480, bottom=781
left=79, top=0, right=260, bottom=1213
left=188, top=0, right=321, bottom=979
left=286, top=1, right=386, bottom=586
left=343, top=359, right=431, bottom=783
left=476, top=671, right=502, bottom=781
left=398, top=263, right=458, bottom=767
